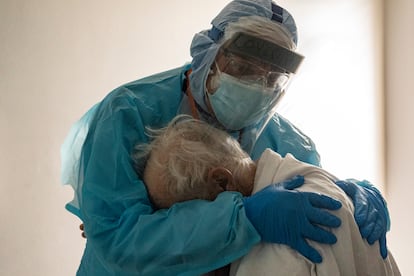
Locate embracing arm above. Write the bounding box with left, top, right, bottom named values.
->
left=78, top=94, right=260, bottom=275
left=82, top=189, right=259, bottom=275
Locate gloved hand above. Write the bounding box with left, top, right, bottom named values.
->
left=336, top=179, right=389, bottom=259
left=243, top=175, right=342, bottom=263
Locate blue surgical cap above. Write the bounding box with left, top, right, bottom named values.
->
left=189, top=0, right=298, bottom=112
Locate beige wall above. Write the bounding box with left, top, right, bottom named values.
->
left=0, top=1, right=229, bottom=275
left=385, top=0, right=414, bottom=275
left=0, top=0, right=412, bottom=275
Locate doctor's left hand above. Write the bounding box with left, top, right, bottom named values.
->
left=336, top=179, right=389, bottom=258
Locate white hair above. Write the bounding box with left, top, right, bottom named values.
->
left=133, top=115, right=254, bottom=209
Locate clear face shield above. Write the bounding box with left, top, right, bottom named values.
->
left=206, top=32, right=304, bottom=133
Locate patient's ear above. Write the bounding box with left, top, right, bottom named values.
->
left=207, top=167, right=234, bottom=191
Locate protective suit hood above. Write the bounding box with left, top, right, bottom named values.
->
left=189, top=0, right=298, bottom=112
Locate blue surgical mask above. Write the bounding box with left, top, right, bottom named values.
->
left=208, top=72, right=278, bottom=131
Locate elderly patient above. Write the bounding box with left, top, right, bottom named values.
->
left=133, top=115, right=400, bottom=276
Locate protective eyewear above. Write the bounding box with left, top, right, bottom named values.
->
left=217, top=50, right=291, bottom=91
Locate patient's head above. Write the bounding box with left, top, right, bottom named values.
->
left=133, top=115, right=256, bottom=209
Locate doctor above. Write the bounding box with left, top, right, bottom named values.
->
left=61, top=0, right=389, bottom=275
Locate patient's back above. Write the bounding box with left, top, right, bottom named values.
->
left=230, top=149, right=400, bottom=276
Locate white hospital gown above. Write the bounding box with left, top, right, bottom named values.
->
left=230, top=149, right=400, bottom=276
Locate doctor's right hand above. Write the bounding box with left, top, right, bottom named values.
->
left=242, top=175, right=342, bottom=263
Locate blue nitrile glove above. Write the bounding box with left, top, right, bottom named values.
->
left=243, top=175, right=342, bottom=263
left=336, top=179, right=389, bottom=259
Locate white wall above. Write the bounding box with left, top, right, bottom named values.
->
left=276, top=0, right=385, bottom=189
left=0, top=0, right=411, bottom=275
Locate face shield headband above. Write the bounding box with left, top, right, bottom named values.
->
left=225, top=32, right=304, bottom=74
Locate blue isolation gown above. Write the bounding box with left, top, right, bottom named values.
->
left=61, top=64, right=320, bottom=275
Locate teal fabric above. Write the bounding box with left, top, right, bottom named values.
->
left=61, top=102, right=100, bottom=219
left=61, top=64, right=320, bottom=275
